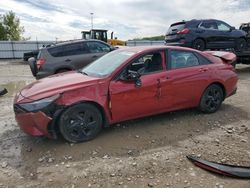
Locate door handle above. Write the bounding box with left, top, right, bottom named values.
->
left=92, top=55, right=98, bottom=58
left=65, top=59, right=71, bottom=62
left=199, top=68, right=208, bottom=72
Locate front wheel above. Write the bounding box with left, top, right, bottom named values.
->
left=199, top=84, right=224, bottom=113
left=59, top=103, right=103, bottom=143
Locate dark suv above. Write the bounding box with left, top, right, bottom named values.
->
left=30, top=39, right=114, bottom=79
left=165, top=19, right=247, bottom=51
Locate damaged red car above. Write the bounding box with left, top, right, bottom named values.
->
left=14, top=46, right=238, bottom=143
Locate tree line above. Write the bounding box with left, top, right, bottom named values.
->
left=0, top=11, right=25, bottom=41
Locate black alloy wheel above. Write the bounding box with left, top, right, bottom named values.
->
left=199, top=84, right=223, bottom=113
left=59, top=103, right=102, bottom=143
left=192, top=39, right=205, bottom=51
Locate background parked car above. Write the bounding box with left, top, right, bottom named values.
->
left=30, top=39, right=115, bottom=79
left=165, top=19, right=247, bottom=52
left=23, top=50, right=39, bottom=61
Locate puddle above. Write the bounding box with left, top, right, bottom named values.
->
left=0, top=80, right=32, bottom=97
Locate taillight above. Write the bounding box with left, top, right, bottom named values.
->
left=37, top=59, right=45, bottom=69
left=177, top=28, right=190, bottom=34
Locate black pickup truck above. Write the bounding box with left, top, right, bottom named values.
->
left=237, top=23, right=250, bottom=65
left=23, top=50, right=39, bottom=61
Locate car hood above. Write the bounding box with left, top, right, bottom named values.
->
left=15, top=71, right=102, bottom=103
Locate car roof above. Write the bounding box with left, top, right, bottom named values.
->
left=116, top=45, right=200, bottom=54
left=171, top=19, right=221, bottom=26
left=46, top=39, right=107, bottom=49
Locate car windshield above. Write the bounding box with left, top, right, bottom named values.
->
left=81, top=50, right=136, bottom=77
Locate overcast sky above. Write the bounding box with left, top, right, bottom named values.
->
left=0, top=0, right=249, bottom=41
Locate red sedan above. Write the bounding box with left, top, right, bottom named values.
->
left=14, top=46, right=238, bottom=143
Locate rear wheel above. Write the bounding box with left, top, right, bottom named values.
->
left=59, top=103, right=103, bottom=143
left=235, top=38, right=246, bottom=52
left=199, top=84, right=223, bottom=113
left=192, top=39, right=205, bottom=51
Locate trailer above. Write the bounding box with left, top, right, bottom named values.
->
left=236, top=23, right=250, bottom=65
left=236, top=50, right=250, bottom=65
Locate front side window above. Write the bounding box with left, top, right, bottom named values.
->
left=199, top=21, right=218, bottom=30
left=128, top=52, right=164, bottom=75
left=87, top=42, right=110, bottom=53
left=170, top=50, right=199, bottom=69
left=217, top=21, right=231, bottom=31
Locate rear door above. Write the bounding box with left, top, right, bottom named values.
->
left=63, top=42, right=91, bottom=69
left=198, top=20, right=221, bottom=48
left=160, top=49, right=212, bottom=110
left=47, top=42, right=91, bottom=69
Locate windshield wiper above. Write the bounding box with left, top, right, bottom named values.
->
left=77, top=69, right=88, bottom=76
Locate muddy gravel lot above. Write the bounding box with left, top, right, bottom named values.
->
left=0, top=60, right=250, bottom=188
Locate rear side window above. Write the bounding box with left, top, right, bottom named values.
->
left=186, top=21, right=199, bottom=28
left=199, top=21, right=218, bottom=30
left=169, top=50, right=199, bottom=69
left=48, top=42, right=88, bottom=57
left=86, top=42, right=111, bottom=53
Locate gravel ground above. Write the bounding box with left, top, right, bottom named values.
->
left=0, top=60, right=250, bottom=188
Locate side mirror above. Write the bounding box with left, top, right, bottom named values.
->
left=119, top=70, right=142, bottom=87
left=128, top=70, right=142, bottom=88
left=231, top=26, right=236, bottom=31
left=110, top=46, right=117, bottom=51
left=127, top=70, right=140, bottom=80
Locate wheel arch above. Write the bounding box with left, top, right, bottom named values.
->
left=201, top=82, right=226, bottom=101
left=48, top=100, right=109, bottom=139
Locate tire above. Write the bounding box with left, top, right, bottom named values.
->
left=235, top=38, right=246, bottom=52
left=59, top=103, right=103, bottom=143
left=199, top=84, right=224, bottom=113
left=192, top=39, right=205, bottom=51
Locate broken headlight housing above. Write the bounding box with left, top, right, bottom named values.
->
left=19, top=94, right=60, bottom=112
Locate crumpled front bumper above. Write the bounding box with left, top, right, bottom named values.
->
left=14, top=104, right=53, bottom=138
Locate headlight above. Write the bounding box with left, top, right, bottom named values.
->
left=19, top=94, right=60, bottom=112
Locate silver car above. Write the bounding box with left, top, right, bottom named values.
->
left=29, top=39, right=114, bottom=79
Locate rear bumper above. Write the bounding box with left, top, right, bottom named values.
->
left=15, top=111, right=53, bottom=138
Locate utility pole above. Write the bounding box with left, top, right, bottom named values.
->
left=90, top=12, right=94, bottom=29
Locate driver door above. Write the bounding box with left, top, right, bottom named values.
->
left=109, top=51, right=166, bottom=122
